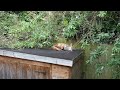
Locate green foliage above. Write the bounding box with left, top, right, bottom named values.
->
left=63, top=15, right=79, bottom=38
left=85, top=45, right=108, bottom=76
left=1, top=11, right=59, bottom=49
left=97, top=11, right=107, bottom=17
left=0, top=11, right=120, bottom=78
left=86, top=46, right=108, bottom=64
left=108, top=38, right=120, bottom=78
left=95, top=63, right=105, bottom=76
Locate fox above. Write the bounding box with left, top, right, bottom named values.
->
left=52, top=43, right=72, bottom=51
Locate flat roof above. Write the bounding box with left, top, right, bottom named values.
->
left=0, top=48, right=83, bottom=67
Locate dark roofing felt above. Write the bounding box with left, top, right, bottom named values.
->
left=0, top=48, right=83, bottom=60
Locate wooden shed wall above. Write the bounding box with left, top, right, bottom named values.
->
left=0, top=55, right=71, bottom=79
left=52, top=64, right=71, bottom=79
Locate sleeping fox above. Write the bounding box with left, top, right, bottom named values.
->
left=52, top=43, right=72, bottom=51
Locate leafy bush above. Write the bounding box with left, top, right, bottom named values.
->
left=0, top=11, right=120, bottom=78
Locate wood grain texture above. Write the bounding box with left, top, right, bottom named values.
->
left=0, top=56, right=51, bottom=79
left=51, top=64, right=71, bottom=79
left=0, top=56, right=72, bottom=79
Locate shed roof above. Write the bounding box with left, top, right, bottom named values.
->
left=0, top=48, right=83, bottom=67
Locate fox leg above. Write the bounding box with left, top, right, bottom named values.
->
left=52, top=46, right=62, bottom=51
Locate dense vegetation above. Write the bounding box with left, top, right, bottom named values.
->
left=0, top=11, right=120, bottom=78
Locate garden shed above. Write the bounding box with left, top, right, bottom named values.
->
left=0, top=48, right=84, bottom=79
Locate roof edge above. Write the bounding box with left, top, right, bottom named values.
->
left=0, top=49, right=73, bottom=67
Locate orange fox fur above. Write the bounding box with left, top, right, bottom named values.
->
left=52, top=43, right=72, bottom=51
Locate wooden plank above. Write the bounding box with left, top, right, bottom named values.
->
left=0, top=60, right=4, bottom=79
left=3, top=61, right=7, bottom=79
left=26, top=64, right=33, bottom=79
left=9, top=62, right=17, bottom=79
left=0, top=50, right=4, bottom=56
left=56, top=59, right=73, bottom=67
left=1, top=50, right=73, bottom=67
left=0, top=60, right=17, bottom=79
left=33, top=65, right=39, bottom=79
left=16, top=62, right=23, bottom=79
left=14, top=52, right=25, bottom=59
left=51, top=64, right=71, bottom=79
left=31, top=65, right=50, bottom=79
left=34, top=55, right=57, bottom=65
left=44, top=67, right=50, bottom=79
left=0, top=56, right=51, bottom=67
left=37, top=66, right=47, bottom=79
left=5, top=62, right=11, bottom=79
left=22, top=63, right=28, bottom=79
left=21, top=53, right=35, bottom=61
left=3, top=51, right=14, bottom=58
left=0, top=56, right=51, bottom=79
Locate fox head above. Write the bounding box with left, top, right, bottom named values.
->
left=64, top=43, right=72, bottom=51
